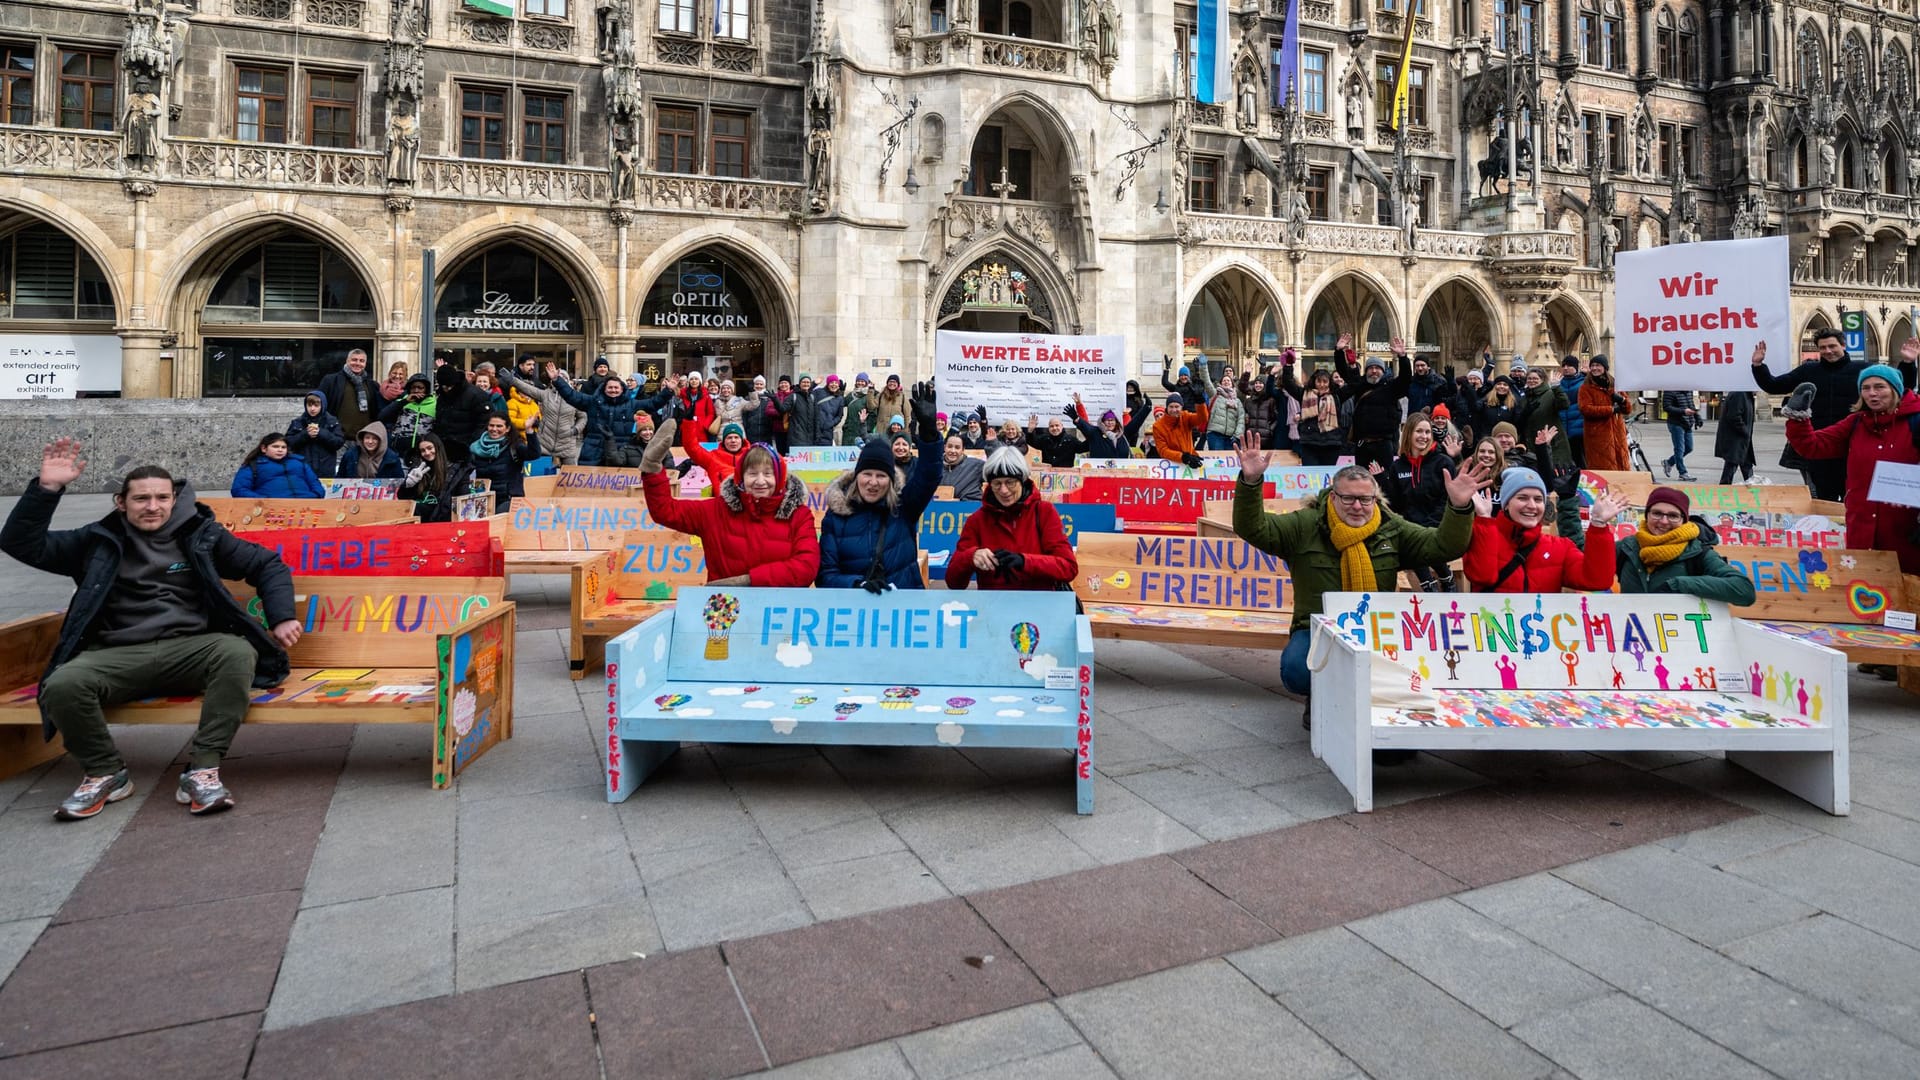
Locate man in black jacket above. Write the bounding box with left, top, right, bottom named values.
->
left=1750, top=332, right=1862, bottom=499
left=0, top=440, right=300, bottom=820
left=433, top=362, right=494, bottom=464
left=1333, top=333, right=1413, bottom=469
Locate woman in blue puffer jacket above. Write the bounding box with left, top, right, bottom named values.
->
left=231, top=432, right=326, bottom=498
left=816, top=387, right=943, bottom=591
left=551, top=370, right=675, bottom=465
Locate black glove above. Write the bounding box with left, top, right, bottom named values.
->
left=1181, top=452, right=1204, bottom=468
left=909, top=382, right=940, bottom=443
left=993, top=549, right=1024, bottom=572
left=1063, top=402, right=1079, bottom=419
left=859, top=576, right=888, bottom=595
left=1782, top=382, right=1816, bottom=421
left=1551, top=466, right=1580, bottom=499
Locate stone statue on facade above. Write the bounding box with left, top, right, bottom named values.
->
left=1600, top=219, right=1620, bottom=267
left=1820, top=138, right=1837, bottom=186
left=1633, top=113, right=1653, bottom=178
left=1097, top=1, right=1119, bottom=66
left=612, top=144, right=639, bottom=203
left=123, top=79, right=163, bottom=169
left=1669, top=172, right=1697, bottom=244
left=596, top=0, right=627, bottom=58
left=1238, top=73, right=1260, bottom=132
left=1288, top=189, right=1309, bottom=245
left=806, top=121, right=833, bottom=212
left=385, top=105, right=420, bottom=185
left=1344, top=85, right=1364, bottom=140
left=1555, top=110, right=1574, bottom=167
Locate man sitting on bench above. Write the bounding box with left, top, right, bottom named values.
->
left=1, top=438, right=302, bottom=820
left=1230, top=433, right=1488, bottom=738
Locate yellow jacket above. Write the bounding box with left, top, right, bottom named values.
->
left=507, top=388, right=541, bottom=436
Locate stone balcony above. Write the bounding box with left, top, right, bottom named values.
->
left=912, top=31, right=1093, bottom=82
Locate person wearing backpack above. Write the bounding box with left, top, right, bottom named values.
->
left=1614, top=488, right=1757, bottom=603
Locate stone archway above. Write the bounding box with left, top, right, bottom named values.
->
left=1541, top=293, right=1597, bottom=361
left=1413, top=278, right=1497, bottom=367
left=1302, top=272, right=1396, bottom=364
left=1181, top=264, right=1286, bottom=373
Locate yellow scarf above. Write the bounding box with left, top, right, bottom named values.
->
left=1636, top=522, right=1699, bottom=569
left=1326, top=498, right=1383, bottom=591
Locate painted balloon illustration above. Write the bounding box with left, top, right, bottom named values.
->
left=945, top=696, right=974, bottom=715
left=703, top=593, right=742, bottom=660
left=881, top=687, right=920, bottom=710
left=834, top=701, right=861, bottom=718
left=1010, top=621, right=1040, bottom=668
left=654, top=693, right=691, bottom=712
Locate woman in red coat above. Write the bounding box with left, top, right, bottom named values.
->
left=1784, top=363, right=1920, bottom=572
left=639, top=418, right=818, bottom=586
left=681, top=421, right=750, bottom=488
left=1462, top=467, right=1626, bottom=593
left=945, top=446, right=1078, bottom=590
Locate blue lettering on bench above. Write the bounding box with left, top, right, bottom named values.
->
left=918, top=501, right=1116, bottom=553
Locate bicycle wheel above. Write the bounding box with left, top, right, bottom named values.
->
left=1630, top=444, right=1653, bottom=476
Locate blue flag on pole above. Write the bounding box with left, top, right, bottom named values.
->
left=1196, top=0, right=1231, bottom=105
left=1277, top=0, right=1301, bottom=107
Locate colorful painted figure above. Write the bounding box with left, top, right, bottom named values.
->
left=1611, top=665, right=1625, bottom=690
left=1749, top=662, right=1763, bottom=696
left=1654, top=656, right=1671, bottom=690
left=1442, top=648, right=1461, bottom=680
left=1796, top=679, right=1809, bottom=716
left=1560, top=650, right=1579, bottom=687
left=1495, top=654, right=1519, bottom=690
left=1811, top=685, right=1824, bottom=722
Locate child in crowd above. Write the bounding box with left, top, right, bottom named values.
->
left=285, top=393, right=345, bottom=478
left=231, top=433, right=325, bottom=498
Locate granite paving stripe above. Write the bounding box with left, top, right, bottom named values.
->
left=54, top=807, right=328, bottom=924
left=129, top=745, right=349, bottom=833
left=1174, top=817, right=1463, bottom=935
left=1341, top=786, right=1630, bottom=888
left=246, top=972, right=597, bottom=1080
left=967, top=856, right=1275, bottom=995
left=0, top=1014, right=260, bottom=1080
left=724, top=897, right=1049, bottom=1066
left=1496, top=759, right=1755, bottom=846
left=587, top=946, right=769, bottom=1079
left=0, top=892, right=299, bottom=1058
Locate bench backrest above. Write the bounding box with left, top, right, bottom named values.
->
left=553, top=466, right=646, bottom=497
left=1582, top=472, right=1814, bottom=517
left=918, top=501, right=1118, bottom=555
left=230, top=575, right=506, bottom=668
left=578, top=529, right=709, bottom=618
left=1064, top=475, right=1276, bottom=526
left=202, top=498, right=418, bottom=531
left=1714, top=546, right=1906, bottom=624
left=1320, top=590, right=1746, bottom=693
left=504, top=498, right=666, bottom=551
left=235, top=521, right=494, bottom=576
left=665, top=586, right=1080, bottom=687
left=1071, top=533, right=1293, bottom=616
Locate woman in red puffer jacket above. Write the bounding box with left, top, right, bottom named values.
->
left=1785, top=362, right=1920, bottom=572
left=1462, top=467, right=1625, bottom=593
left=945, top=447, right=1078, bottom=591
left=639, top=418, right=818, bottom=586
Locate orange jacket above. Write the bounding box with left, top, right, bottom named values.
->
left=1151, top=403, right=1209, bottom=462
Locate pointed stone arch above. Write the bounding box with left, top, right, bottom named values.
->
left=1180, top=257, right=1288, bottom=368
left=1412, top=276, right=1499, bottom=366
left=1301, top=269, right=1399, bottom=359
left=930, top=234, right=1080, bottom=337
left=0, top=190, right=128, bottom=323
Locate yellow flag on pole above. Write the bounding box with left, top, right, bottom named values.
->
left=1389, top=9, right=1418, bottom=130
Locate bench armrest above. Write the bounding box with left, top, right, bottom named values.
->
left=605, top=609, right=677, bottom=801
left=1310, top=615, right=1374, bottom=811
left=0, top=613, right=62, bottom=691
left=574, top=549, right=621, bottom=622
left=431, top=599, right=517, bottom=788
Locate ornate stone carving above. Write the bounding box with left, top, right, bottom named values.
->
left=384, top=192, right=414, bottom=214
left=522, top=21, right=573, bottom=51
left=306, top=0, right=364, bottom=29
left=121, top=177, right=157, bottom=199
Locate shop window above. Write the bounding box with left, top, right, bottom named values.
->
left=307, top=72, right=358, bottom=148
left=0, top=224, right=113, bottom=321
left=1, top=43, right=32, bottom=126
left=58, top=48, right=115, bottom=131
left=435, top=244, right=585, bottom=337
left=235, top=65, right=288, bottom=144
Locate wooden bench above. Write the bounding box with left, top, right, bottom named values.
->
left=0, top=576, right=515, bottom=788
left=200, top=498, right=418, bottom=531
left=570, top=528, right=708, bottom=677
left=1713, top=546, right=1920, bottom=668
left=498, top=497, right=662, bottom=577
left=1070, top=533, right=1296, bottom=647
left=235, top=521, right=497, bottom=576
left=1308, top=591, right=1849, bottom=814
left=605, top=588, right=1096, bottom=811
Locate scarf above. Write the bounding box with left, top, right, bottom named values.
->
left=469, top=433, right=506, bottom=460
left=342, top=363, right=369, bottom=413
left=1635, top=521, right=1698, bottom=569
left=1325, top=498, right=1383, bottom=592
left=1306, top=391, right=1336, bottom=432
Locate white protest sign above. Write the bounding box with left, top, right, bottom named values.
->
left=0, top=333, right=123, bottom=399
left=1866, top=461, right=1920, bottom=509
left=934, top=331, right=1125, bottom=421
left=1612, top=236, right=1788, bottom=391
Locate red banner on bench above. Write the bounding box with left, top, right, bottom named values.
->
left=235, top=521, right=495, bottom=577
left=1064, top=475, right=1275, bottom=525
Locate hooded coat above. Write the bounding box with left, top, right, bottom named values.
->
left=378, top=374, right=439, bottom=456
left=0, top=480, right=296, bottom=740
left=1614, top=518, right=1758, bottom=604
left=554, top=375, right=675, bottom=465
left=641, top=457, right=820, bottom=586
left=337, top=420, right=406, bottom=480
left=817, top=440, right=943, bottom=589
left=786, top=386, right=849, bottom=448
left=1713, top=390, right=1757, bottom=472
left=682, top=435, right=750, bottom=487
left=1233, top=483, right=1473, bottom=631
left=1786, top=391, right=1920, bottom=571
left=1578, top=376, right=1630, bottom=470
left=1514, top=383, right=1575, bottom=468
left=285, top=398, right=346, bottom=478
left=943, top=481, right=1078, bottom=591
left=1556, top=371, right=1586, bottom=439
left=493, top=367, right=584, bottom=465
left=432, top=369, right=497, bottom=464
left=231, top=454, right=326, bottom=499
left=840, top=386, right=880, bottom=445
left=1462, top=513, right=1616, bottom=593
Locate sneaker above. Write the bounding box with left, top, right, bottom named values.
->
left=1678, top=473, right=1697, bottom=482
left=1662, top=460, right=1674, bottom=478
left=176, top=767, right=235, bottom=815
left=55, top=769, right=133, bottom=821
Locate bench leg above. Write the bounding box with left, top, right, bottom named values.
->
left=0, top=727, right=64, bottom=783
left=572, top=634, right=605, bottom=683
left=1726, top=750, right=1850, bottom=815
left=607, top=737, right=677, bottom=803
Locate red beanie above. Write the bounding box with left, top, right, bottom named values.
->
left=1646, top=486, right=1691, bottom=519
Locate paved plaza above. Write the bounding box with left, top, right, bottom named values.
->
left=0, top=418, right=1917, bottom=1078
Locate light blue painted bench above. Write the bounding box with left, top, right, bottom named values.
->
left=604, top=589, right=1096, bottom=811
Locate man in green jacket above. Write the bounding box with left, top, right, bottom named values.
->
left=1613, top=487, right=1757, bottom=604
left=1233, top=434, right=1488, bottom=728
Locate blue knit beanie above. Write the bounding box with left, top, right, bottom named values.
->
left=888, top=413, right=906, bottom=429
left=1178, top=365, right=1190, bottom=377
left=1859, top=363, right=1905, bottom=396
left=1497, top=467, right=1546, bottom=506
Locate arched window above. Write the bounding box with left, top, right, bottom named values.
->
left=0, top=223, right=113, bottom=322
left=1798, top=21, right=1826, bottom=90
left=1677, top=11, right=1699, bottom=83
left=1656, top=8, right=1678, bottom=80
left=1839, top=136, right=1859, bottom=189
left=1602, top=1, right=1628, bottom=73
left=202, top=236, right=376, bottom=396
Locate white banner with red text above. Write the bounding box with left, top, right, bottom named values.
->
left=934, top=331, right=1127, bottom=424
left=1611, top=236, right=1789, bottom=391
